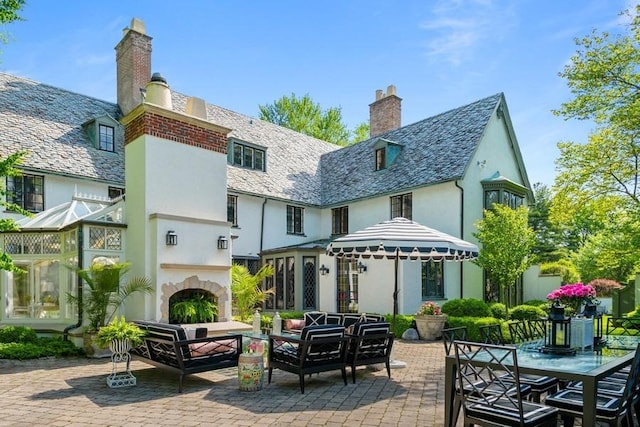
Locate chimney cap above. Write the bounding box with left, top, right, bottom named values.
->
left=150, top=72, right=167, bottom=84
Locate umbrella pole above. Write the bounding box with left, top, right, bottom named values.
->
left=390, top=249, right=406, bottom=369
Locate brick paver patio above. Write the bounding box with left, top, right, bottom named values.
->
left=0, top=340, right=451, bottom=426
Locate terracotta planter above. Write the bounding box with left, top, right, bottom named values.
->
left=414, top=315, right=447, bottom=341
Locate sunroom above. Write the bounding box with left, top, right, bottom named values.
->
left=0, top=194, right=126, bottom=331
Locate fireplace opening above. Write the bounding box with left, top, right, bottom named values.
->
left=168, top=289, right=218, bottom=324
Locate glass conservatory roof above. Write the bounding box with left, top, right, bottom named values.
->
left=16, top=195, right=125, bottom=231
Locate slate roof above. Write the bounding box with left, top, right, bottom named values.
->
left=0, top=72, right=504, bottom=208
left=320, top=93, right=503, bottom=206
left=171, top=93, right=338, bottom=206
left=0, top=73, right=124, bottom=184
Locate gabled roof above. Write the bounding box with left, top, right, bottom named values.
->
left=1, top=73, right=516, bottom=209
left=320, top=93, right=503, bottom=206
left=0, top=73, right=124, bottom=184
left=16, top=195, right=124, bottom=231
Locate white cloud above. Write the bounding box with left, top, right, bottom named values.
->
left=419, top=0, right=516, bottom=66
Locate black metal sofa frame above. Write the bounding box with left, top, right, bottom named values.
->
left=131, top=320, right=242, bottom=392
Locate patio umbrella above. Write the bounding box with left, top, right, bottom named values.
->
left=326, top=217, right=479, bottom=330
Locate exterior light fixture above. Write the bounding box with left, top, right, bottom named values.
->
left=217, top=235, right=229, bottom=250
left=166, top=230, right=178, bottom=246
left=319, top=264, right=330, bottom=275
left=357, top=261, right=367, bottom=274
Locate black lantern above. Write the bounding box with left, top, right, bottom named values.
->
left=542, top=300, right=576, bottom=355
left=217, top=236, right=228, bottom=250
left=319, top=264, right=330, bottom=275
left=581, top=300, right=603, bottom=346
left=166, top=230, right=178, bottom=246
left=357, top=261, right=367, bottom=273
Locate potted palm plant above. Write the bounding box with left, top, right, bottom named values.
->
left=67, top=257, right=154, bottom=357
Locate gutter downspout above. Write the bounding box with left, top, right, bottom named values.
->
left=455, top=180, right=465, bottom=299
left=63, top=227, right=83, bottom=341
left=259, top=198, right=267, bottom=253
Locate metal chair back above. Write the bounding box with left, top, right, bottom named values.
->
left=442, top=326, right=467, bottom=356
left=479, top=324, right=505, bottom=345
left=508, top=321, right=530, bottom=344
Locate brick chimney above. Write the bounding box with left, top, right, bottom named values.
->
left=369, top=85, right=402, bottom=138
left=115, top=18, right=152, bottom=116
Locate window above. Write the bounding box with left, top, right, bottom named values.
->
left=331, top=206, right=348, bottom=235
left=422, top=261, right=444, bottom=299
left=390, top=193, right=412, bottom=220
left=227, top=195, right=238, bottom=227
left=286, top=205, right=304, bottom=235
left=6, top=174, right=44, bottom=213
left=337, top=259, right=359, bottom=313
left=481, top=174, right=527, bottom=211
left=108, top=187, right=124, bottom=199
left=375, top=148, right=386, bottom=171
left=99, top=124, right=115, bottom=152
left=231, top=142, right=266, bottom=171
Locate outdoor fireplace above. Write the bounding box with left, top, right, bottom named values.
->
left=160, top=275, right=228, bottom=323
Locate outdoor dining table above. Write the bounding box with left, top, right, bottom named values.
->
left=444, top=335, right=640, bottom=427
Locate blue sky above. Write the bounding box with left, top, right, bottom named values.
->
left=1, top=0, right=637, bottom=186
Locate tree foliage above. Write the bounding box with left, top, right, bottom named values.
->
left=473, top=205, right=535, bottom=308
left=259, top=93, right=368, bottom=146
left=574, top=215, right=640, bottom=284
left=0, top=0, right=25, bottom=57
left=528, top=183, right=565, bottom=262
left=0, top=151, right=29, bottom=272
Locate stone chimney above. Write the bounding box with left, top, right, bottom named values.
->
left=369, top=85, right=402, bottom=138
left=115, top=18, right=152, bottom=116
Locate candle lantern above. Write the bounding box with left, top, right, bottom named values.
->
left=542, top=300, right=576, bottom=355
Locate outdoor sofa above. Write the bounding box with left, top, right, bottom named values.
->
left=130, top=320, right=242, bottom=392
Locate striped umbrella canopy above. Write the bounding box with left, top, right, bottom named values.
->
left=326, top=217, right=479, bottom=329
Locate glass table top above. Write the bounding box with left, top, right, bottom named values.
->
left=512, top=335, right=639, bottom=374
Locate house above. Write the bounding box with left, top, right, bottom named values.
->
left=0, top=18, right=533, bottom=334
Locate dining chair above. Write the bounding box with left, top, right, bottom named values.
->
left=480, top=323, right=558, bottom=403
left=442, top=326, right=467, bottom=356
left=527, top=318, right=547, bottom=340
left=545, top=342, right=640, bottom=427
left=479, top=323, right=505, bottom=345
left=453, top=340, right=559, bottom=426
left=508, top=321, right=531, bottom=344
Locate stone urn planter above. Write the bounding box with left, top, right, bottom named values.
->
left=414, top=315, right=447, bottom=341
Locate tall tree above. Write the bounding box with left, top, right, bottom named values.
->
left=554, top=6, right=640, bottom=130
left=259, top=93, right=368, bottom=146
left=0, top=151, right=30, bottom=272
left=528, top=182, right=564, bottom=262
left=473, top=204, right=535, bottom=308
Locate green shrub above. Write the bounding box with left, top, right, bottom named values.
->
left=540, top=259, right=579, bottom=284
left=278, top=311, right=305, bottom=319
left=0, top=337, right=84, bottom=360
left=444, top=316, right=504, bottom=342
left=489, top=302, right=508, bottom=320
left=389, top=314, right=413, bottom=338
left=509, top=304, right=546, bottom=321
left=0, top=326, right=38, bottom=344
left=441, top=298, right=491, bottom=318
left=523, top=299, right=548, bottom=307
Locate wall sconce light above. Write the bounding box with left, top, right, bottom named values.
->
left=476, top=160, right=486, bottom=168
left=217, top=235, right=229, bottom=250
left=357, top=261, right=367, bottom=274
left=166, top=230, right=178, bottom=246
left=319, top=264, right=330, bottom=275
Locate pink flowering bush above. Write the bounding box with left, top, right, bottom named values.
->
left=416, top=301, right=443, bottom=316
left=547, top=282, right=597, bottom=314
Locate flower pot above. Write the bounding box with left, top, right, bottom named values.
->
left=109, top=338, right=132, bottom=354
left=414, top=315, right=447, bottom=341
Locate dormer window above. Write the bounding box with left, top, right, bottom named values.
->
left=373, top=138, right=402, bottom=171
left=99, top=125, right=115, bottom=152
left=375, top=148, right=386, bottom=171
left=229, top=139, right=266, bottom=171
left=82, top=115, right=121, bottom=152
